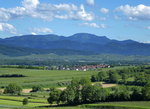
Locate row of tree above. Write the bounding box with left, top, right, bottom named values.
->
left=91, top=66, right=150, bottom=86
left=47, top=78, right=150, bottom=105
left=2, top=78, right=150, bottom=106
left=3, top=83, right=44, bottom=95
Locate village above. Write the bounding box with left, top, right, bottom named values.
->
left=48, top=64, right=111, bottom=71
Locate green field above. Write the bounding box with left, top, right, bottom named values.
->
left=84, top=101, right=150, bottom=109
left=1, top=97, right=150, bottom=109
left=0, top=68, right=98, bottom=88
left=0, top=66, right=126, bottom=88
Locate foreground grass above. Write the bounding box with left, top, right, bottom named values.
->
left=0, top=99, right=49, bottom=107
left=84, top=101, right=150, bottom=109
left=1, top=96, right=150, bottom=109
left=26, top=107, right=84, bottom=109
left=0, top=99, right=83, bottom=109
left=0, top=95, right=48, bottom=103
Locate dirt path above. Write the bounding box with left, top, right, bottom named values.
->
left=22, top=88, right=32, bottom=93
left=92, top=82, right=117, bottom=88
left=22, top=87, right=66, bottom=93
left=102, top=83, right=117, bottom=88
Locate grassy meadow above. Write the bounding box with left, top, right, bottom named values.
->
left=0, top=97, right=150, bottom=109
left=0, top=68, right=97, bottom=88
left=84, top=101, right=150, bottom=109
left=0, top=66, right=125, bottom=88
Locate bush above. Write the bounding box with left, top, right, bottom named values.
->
left=0, top=74, right=26, bottom=78
left=91, top=75, right=97, bottom=82
left=22, top=98, right=28, bottom=105
left=142, top=82, right=150, bottom=100
left=4, top=83, right=22, bottom=95
left=31, top=85, right=43, bottom=92
left=47, top=88, right=61, bottom=104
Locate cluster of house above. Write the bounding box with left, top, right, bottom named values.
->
left=48, top=64, right=111, bottom=71
left=74, top=64, right=111, bottom=71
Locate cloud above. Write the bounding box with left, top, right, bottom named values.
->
left=22, top=0, right=39, bottom=9
left=100, top=8, right=109, bottom=14
left=86, top=0, right=94, bottom=6
left=31, top=32, right=37, bottom=35
left=146, top=26, right=150, bottom=30
left=81, top=22, right=106, bottom=28
left=31, top=27, right=53, bottom=34
left=0, top=23, right=17, bottom=34
left=74, top=5, right=94, bottom=21
left=0, top=0, right=94, bottom=22
left=116, top=4, right=150, bottom=20
left=33, top=4, right=94, bottom=21
left=143, top=41, right=150, bottom=44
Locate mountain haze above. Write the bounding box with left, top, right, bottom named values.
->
left=0, top=33, right=149, bottom=56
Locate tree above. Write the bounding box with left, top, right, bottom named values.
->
left=60, top=78, right=90, bottom=104
left=131, top=87, right=142, bottom=101
left=81, top=85, right=94, bottom=103
left=91, top=75, right=97, bottom=82
left=135, top=72, right=147, bottom=86
left=108, top=71, right=120, bottom=83
left=79, top=77, right=91, bottom=86
left=22, top=98, right=28, bottom=105
left=97, top=71, right=107, bottom=81
left=61, top=86, right=76, bottom=104
left=121, top=73, right=128, bottom=84
left=119, top=86, right=130, bottom=101
left=142, top=82, right=150, bottom=100
left=110, top=86, right=130, bottom=101
left=47, top=88, right=61, bottom=104
left=31, top=85, right=43, bottom=92
left=59, top=89, right=68, bottom=103
left=4, top=83, right=22, bottom=95
left=69, top=78, right=81, bottom=104
left=81, top=85, right=109, bottom=103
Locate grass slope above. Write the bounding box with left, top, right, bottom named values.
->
left=0, top=68, right=97, bottom=88
left=0, top=66, right=129, bottom=88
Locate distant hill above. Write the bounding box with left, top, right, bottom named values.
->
left=0, top=44, right=94, bottom=56
left=67, top=33, right=112, bottom=44
left=0, top=33, right=150, bottom=56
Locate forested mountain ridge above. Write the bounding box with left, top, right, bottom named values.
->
left=0, top=33, right=149, bottom=56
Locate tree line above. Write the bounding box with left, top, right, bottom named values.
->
left=47, top=78, right=150, bottom=105
left=2, top=78, right=150, bottom=106
left=91, top=66, right=150, bottom=86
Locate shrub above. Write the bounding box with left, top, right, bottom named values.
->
left=4, top=83, right=22, bottom=95
left=22, top=98, right=28, bottom=105
left=47, top=88, right=61, bottom=104
left=31, top=85, right=43, bottom=92
left=0, top=74, right=26, bottom=78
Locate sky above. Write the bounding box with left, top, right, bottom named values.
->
left=0, top=0, right=150, bottom=42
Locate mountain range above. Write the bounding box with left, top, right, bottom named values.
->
left=0, top=33, right=150, bottom=56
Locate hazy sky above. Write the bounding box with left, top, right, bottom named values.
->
left=0, top=0, right=150, bottom=42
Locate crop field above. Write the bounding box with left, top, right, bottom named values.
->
left=0, top=68, right=97, bottom=88
left=0, top=66, right=125, bottom=88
